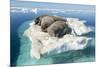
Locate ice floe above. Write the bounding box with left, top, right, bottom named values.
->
left=24, top=18, right=93, bottom=59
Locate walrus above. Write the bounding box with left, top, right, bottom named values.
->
left=47, top=21, right=72, bottom=38
left=35, top=15, right=67, bottom=32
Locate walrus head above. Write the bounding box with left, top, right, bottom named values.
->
left=35, top=16, right=41, bottom=25
left=35, top=15, right=50, bottom=25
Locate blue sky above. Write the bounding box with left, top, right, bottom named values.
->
left=11, top=1, right=95, bottom=11
left=11, top=0, right=95, bottom=5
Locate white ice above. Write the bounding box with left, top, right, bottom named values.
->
left=24, top=18, right=93, bottom=59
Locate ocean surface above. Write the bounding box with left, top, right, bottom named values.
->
left=10, top=1, right=95, bottom=66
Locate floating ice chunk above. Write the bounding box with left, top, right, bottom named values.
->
left=32, top=8, right=37, bottom=14
left=24, top=20, right=92, bottom=59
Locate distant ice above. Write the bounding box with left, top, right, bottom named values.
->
left=11, top=7, right=38, bottom=13
left=11, top=7, right=92, bottom=14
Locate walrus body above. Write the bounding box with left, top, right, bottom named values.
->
left=35, top=15, right=67, bottom=32
left=40, top=16, right=55, bottom=32
left=35, top=15, right=71, bottom=38
left=47, top=21, right=72, bottom=38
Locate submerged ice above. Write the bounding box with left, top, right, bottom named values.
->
left=24, top=18, right=93, bottom=59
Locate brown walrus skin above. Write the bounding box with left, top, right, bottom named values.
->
left=47, top=21, right=72, bottom=38
left=35, top=15, right=67, bottom=32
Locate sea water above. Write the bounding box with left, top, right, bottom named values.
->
left=10, top=1, right=95, bottom=66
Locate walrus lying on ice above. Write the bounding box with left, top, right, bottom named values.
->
left=35, top=15, right=72, bottom=37
left=24, top=16, right=93, bottom=59
left=47, top=21, right=72, bottom=38
left=35, top=15, right=67, bottom=31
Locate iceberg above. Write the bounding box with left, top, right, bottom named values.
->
left=23, top=18, right=92, bottom=59
left=24, top=19, right=93, bottom=59
left=11, top=7, right=38, bottom=13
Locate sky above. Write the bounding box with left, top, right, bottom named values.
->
left=10, top=1, right=95, bottom=11
left=11, top=0, right=95, bottom=5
